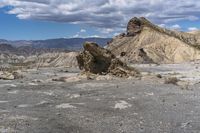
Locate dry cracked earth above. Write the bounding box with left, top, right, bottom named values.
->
left=1, top=64, right=200, bottom=133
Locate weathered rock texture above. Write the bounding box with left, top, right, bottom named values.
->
left=76, top=42, right=140, bottom=78
left=0, top=71, right=23, bottom=80
left=108, top=17, right=200, bottom=64
left=25, top=52, right=78, bottom=68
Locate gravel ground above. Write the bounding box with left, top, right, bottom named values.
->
left=133, top=62, right=200, bottom=83
left=0, top=66, right=200, bottom=133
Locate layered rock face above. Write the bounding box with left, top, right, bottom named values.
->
left=76, top=42, right=140, bottom=77
left=25, top=52, right=78, bottom=68
left=108, top=17, right=200, bottom=64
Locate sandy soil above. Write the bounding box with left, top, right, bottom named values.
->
left=0, top=64, right=200, bottom=133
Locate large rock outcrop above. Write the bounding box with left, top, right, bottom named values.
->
left=108, top=17, right=200, bottom=64
left=76, top=42, right=140, bottom=78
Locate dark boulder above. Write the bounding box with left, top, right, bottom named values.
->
left=76, top=42, right=140, bottom=78
left=127, top=17, right=142, bottom=36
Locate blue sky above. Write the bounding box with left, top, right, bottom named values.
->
left=0, top=7, right=99, bottom=40
left=0, top=0, right=200, bottom=40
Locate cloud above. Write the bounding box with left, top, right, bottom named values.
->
left=72, top=33, right=80, bottom=38
left=100, top=28, right=114, bottom=34
left=1, top=0, right=200, bottom=33
left=158, top=24, right=166, bottom=28
left=72, top=29, right=87, bottom=37
left=170, top=24, right=181, bottom=30
left=80, top=29, right=86, bottom=33
left=188, top=27, right=199, bottom=31
left=87, top=35, right=101, bottom=38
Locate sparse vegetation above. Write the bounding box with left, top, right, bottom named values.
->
left=193, top=45, right=200, bottom=50
left=156, top=74, right=162, bottom=78
left=164, top=77, right=179, bottom=85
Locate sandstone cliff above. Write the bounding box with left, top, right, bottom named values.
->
left=107, top=17, right=200, bottom=64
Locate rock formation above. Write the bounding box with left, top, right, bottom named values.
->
left=76, top=42, right=140, bottom=78
left=25, top=52, right=78, bottom=68
left=107, top=17, right=200, bottom=64
left=0, top=71, right=23, bottom=80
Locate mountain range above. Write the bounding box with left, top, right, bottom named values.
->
left=0, top=38, right=111, bottom=51
left=0, top=37, right=111, bottom=68
left=2, top=17, right=200, bottom=67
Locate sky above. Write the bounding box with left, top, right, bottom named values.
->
left=0, top=0, right=200, bottom=40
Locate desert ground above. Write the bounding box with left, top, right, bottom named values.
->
left=1, top=62, right=200, bottom=133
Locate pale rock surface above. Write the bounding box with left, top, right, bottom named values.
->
left=108, top=17, right=200, bottom=64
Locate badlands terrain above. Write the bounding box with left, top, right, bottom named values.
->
left=1, top=17, right=200, bottom=133
left=1, top=64, right=200, bottom=132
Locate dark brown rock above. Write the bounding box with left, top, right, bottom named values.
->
left=76, top=42, right=140, bottom=78
left=127, top=17, right=143, bottom=36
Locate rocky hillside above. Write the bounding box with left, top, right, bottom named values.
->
left=25, top=52, right=78, bottom=68
left=107, top=17, right=200, bottom=64
left=0, top=44, right=77, bottom=68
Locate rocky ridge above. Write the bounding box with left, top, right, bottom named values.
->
left=108, top=17, right=200, bottom=64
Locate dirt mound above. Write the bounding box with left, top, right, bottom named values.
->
left=107, top=17, right=200, bottom=64
left=76, top=42, right=140, bottom=78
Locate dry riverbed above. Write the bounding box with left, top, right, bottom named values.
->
left=0, top=64, right=200, bottom=132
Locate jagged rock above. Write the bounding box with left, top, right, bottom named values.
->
left=108, top=17, right=200, bottom=64
left=0, top=71, right=15, bottom=80
left=76, top=42, right=140, bottom=78
left=0, top=71, right=23, bottom=80
left=127, top=17, right=143, bottom=36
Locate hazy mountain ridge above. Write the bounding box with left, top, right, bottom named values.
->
left=0, top=38, right=110, bottom=68
left=0, top=43, right=69, bottom=56
left=0, top=38, right=111, bottom=51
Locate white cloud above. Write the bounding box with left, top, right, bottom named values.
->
left=72, top=29, right=88, bottom=37
left=73, top=34, right=80, bottom=38
left=100, top=28, right=114, bottom=34
left=113, top=32, right=121, bottom=36
left=158, top=24, right=166, bottom=28
left=88, top=35, right=101, bottom=38
left=170, top=24, right=181, bottom=30
left=188, top=27, right=198, bottom=31
left=80, top=29, right=86, bottom=33
left=1, top=0, right=200, bottom=34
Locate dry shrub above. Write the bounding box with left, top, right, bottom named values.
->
left=156, top=74, right=162, bottom=78
left=12, top=72, right=24, bottom=79
left=164, top=77, right=179, bottom=85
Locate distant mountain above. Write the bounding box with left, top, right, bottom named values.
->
left=0, top=43, right=78, bottom=68
left=0, top=43, right=69, bottom=56
left=0, top=37, right=111, bottom=68
left=0, top=38, right=111, bottom=51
